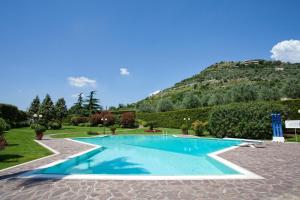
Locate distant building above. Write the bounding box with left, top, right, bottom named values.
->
left=242, top=60, right=260, bottom=65
left=275, top=67, right=284, bottom=71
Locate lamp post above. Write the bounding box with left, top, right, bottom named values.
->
left=101, top=118, right=108, bottom=134
left=183, top=117, right=191, bottom=134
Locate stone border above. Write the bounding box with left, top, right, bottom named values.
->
left=19, top=136, right=264, bottom=180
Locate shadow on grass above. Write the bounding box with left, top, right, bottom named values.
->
left=0, top=154, right=24, bottom=163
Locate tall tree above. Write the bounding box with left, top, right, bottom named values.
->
left=39, top=94, right=55, bottom=125
left=55, top=98, right=68, bottom=121
left=69, top=93, right=85, bottom=115
left=85, top=91, right=102, bottom=114
left=28, top=96, right=40, bottom=116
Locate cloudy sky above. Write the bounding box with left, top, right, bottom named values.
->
left=0, top=0, right=299, bottom=110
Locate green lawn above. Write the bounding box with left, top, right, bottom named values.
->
left=0, top=127, right=52, bottom=170
left=286, top=134, right=300, bottom=142
left=48, top=126, right=184, bottom=138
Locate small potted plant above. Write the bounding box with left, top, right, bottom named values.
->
left=34, top=124, right=47, bottom=140
left=180, top=124, right=189, bottom=135
left=110, top=125, right=117, bottom=135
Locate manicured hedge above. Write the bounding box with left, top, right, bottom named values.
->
left=137, top=107, right=212, bottom=129
left=280, top=99, right=300, bottom=120
left=208, top=102, right=286, bottom=139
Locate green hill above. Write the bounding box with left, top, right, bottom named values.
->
left=133, top=60, right=300, bottom=111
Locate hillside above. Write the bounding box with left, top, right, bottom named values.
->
left=133, top=60, right=300, bottom=111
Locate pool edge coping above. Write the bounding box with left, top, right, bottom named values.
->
left=18, top=136, right=264, bottom=180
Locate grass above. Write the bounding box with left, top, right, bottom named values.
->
left=0, top=127, right=52, bottom=170
left=285, top=134, right=300, bottom=142
left=48, top=125, right=184, bottom=138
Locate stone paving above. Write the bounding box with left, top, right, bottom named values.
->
left=0, top=136, right=300, bottom=200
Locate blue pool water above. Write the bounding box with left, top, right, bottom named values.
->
left=37, top=135, right=241, bottom=176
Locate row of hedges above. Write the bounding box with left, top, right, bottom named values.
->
left=137, top=100, right=300, bottom=139
left=280, top=99, right=300, bottom=120
left=208, top=101, right=286, bottom=139
left=136, top=107, right=212, bottom=129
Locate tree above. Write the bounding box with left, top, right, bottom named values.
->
left=55, top=98, right=68, bottom=121
left=121, top=112, right=136, bottom=128
left=85, top=91, right=102, bottom=114
left=182, top=93, right=201, bottom=109
left=157, top=99, right=174, bottom=112
left=39, top=94, right=55, bottom=126
left=69, top=93, right=85, bottom=115
left=28, top=96, right=40, bottom=116
left=227, top=84, right=258, bottom=103
left=281, top=80, right=300, bottom=99
left=138, top=103, right=155, bottom=112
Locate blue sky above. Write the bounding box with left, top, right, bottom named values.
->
left=0, top=0, right=300, bottom=110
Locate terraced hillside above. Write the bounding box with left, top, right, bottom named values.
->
left=133, top=60, right=300, bottom=111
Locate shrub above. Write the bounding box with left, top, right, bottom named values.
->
left=0, top=118, right=7, bottom=134
left=0, top=104, right=19, bottom=126
left=137, top=107, right=212, bottom=129
left=121, top=112, right=136, bottom=128
left=110, top=125, right=117, bottom=134
left=87, top=131, right=99, bottom=135
left=97, top=124, right=103, bottom=127
left=180, top=124, right=188, bottom=131
left=208, top=102, right=286, bottom=139
left=14, top=121, right=30, bottom=128
left=89, top=113, right=102, bottom=125
left=78, top=122, right=92, bottom=127
left=71, top=116, right=88, bottom=126
left=191, top=120, right=208, bottom=136
left=48, top=121, right=62, bottom=130
left=146, top=121, right=157, bottom=130
left=34, top=125, right=47, bottom=134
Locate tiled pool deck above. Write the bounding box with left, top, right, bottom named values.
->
left=0, top=136, right=299, bottom=200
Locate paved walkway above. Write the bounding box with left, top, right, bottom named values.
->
left=0, top=136, right=300, bottom=200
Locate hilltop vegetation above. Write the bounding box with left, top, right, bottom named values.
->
left=134, top=60, right=300, bottom=112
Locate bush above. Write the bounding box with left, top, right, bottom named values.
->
left=0, top=118, right=7, bottom=134
left=110, top=125, right=117, bottom=133
left=137, top=107, right=212, bottom=129
left=0, top=104, right=19, bottom=126
left=180, top=124, right=188, bottom=130
left=145, top=121, right=157, bottom=130
left=208, top=102, right=286, bottom=139
left=14, top=121, right=30, bottom=128
left=90, top=111, right=115, bottom=126
left=191, top=120, right=208, bottom=136
left=34, top=125, right=47, bottom=134
left=48, top=121, right=62, bottom=130
left=87, top=131, right=99, bottom=135
left=78, top=122, right=93, bottom=127
left=71, top=116, right=88, bottom=126
left=121, top=112, right=136, bottom=128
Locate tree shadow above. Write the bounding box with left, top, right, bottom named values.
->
left=0, top=154, right=23, bottom=163
left=86, top=157, right=150, bottom=174
left=6, top=144, right=19, bottom=147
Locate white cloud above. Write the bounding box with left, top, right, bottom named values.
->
left=149, top=90, right=161, bottom=96
left=68, top=76, right=96, bottom=88
left=271, top=39, right=300, bottom=63
left=120, top=68, right=130, bottom=76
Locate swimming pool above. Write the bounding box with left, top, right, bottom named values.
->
left=33, top=135, right=248, bottom=177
